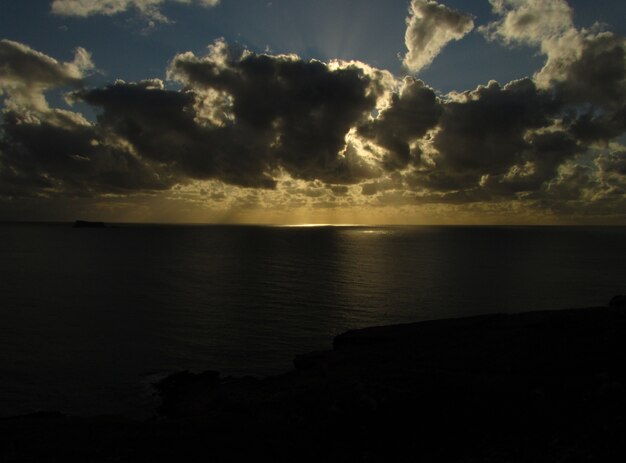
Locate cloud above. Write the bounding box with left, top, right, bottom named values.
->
left=77, top=77, right=280, bottom=189
left=50, top=0, right=219, bottom=24
left=421, top=0, right=622, bottom=213
left=0, top=107, right=174, bottom=198
left=358, top=77, right=442, bottom=170
left=482, top=1, right=626, bottom=142
left=0, top=39, right=93, bottom=111
left=421, top=79, right=564, bottom=191
left=481, top=0, right=583, bottom=88
left=482, top=0, right=574, bottom=45
left=385, top=73, right=605, bottom=206
left=0, top=42, right=175, bottom=199
left=596, top=150, right=626, bottom=195
left=1, top=40, right=387, bottom=200
left=402, top=0, right=474, bottom=73
left=167, top=40, right=382, bottom=185
left=556, top=32, right=626, bottom=109
left=549, top=29, right=626, bottom=152
left=2, top=18, right=626, bottom=222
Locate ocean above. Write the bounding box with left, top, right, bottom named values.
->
left=1, top=223, right=625, bottom=418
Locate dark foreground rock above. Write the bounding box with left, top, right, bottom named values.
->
left=2, top=304, right=626, bottom=462
left=609, top=294, right=626, bottom=307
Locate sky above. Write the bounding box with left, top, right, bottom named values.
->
left=1, top=0, right=625, bottom=224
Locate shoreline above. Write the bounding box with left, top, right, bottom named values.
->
left=3, top=301, right=626, bottom=461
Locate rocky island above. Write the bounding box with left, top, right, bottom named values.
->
left=73, top=220, right=107, bottom=228
left=2, top=300, right=626, bottom=462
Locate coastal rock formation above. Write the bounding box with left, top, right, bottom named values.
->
left=2, top=301, right=626, bottom=461
left=154, top=370, right=221, bottom=418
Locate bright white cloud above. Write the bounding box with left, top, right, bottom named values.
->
left=51, top=0, right=219, bottom=24
left=0, top=39, right=93, bottom=111
left=480, top=0, right=582, bottom=87
left=402, top=0, right=474, bottom=73
left=483, top=0, right=574, bottom=44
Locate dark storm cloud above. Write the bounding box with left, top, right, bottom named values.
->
left=406, top=8, right=626, bottom=207
left=479, top=131, right=583, bottom=196
left=167, top=41, right=380, bottom=184
left=328, top=185, right=349, bottom=196
left=1, top=40, right=384, bottom=199
left=597, top=151, right=626, bottom=194
left=559, top=32, right=626, bottom=144
left=557, top=33, right=626, bottom=108
left=408, top=0, right=617, bottom=214
left=0, top=41, right=167, bottom=198
left=3, top=0, right=626, bottom=223
left=408, top=79, right=566, bottom=193
left=361, top=182, right=379, bottom=196
left=78, top=79, right=278, bottom=188
left=0, top=108, right=174, bottom=198
left=568, top=108, right=626, bottom=145
left=358, top=77, right=442, bottom=171
left=397, top=26, right=625, bottom=207
left=482, top=1, right=626, bottom=145
left=437, top=80, right=556, bottom=178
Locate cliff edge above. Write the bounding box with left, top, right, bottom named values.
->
left=3, top=301, right=626, bottom=461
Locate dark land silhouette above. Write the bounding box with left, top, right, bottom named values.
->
left=73, top=220, right=107, bottom=228
left=2, top=299, right=626, bottom=462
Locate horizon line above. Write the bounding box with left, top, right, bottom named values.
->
left=2, top=220, right=626, bottom=228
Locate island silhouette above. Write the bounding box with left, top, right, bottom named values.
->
left=73, top=220, right=107, bottom=228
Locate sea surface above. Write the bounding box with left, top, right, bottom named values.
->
left=1, top=223, right=625, bottom=418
